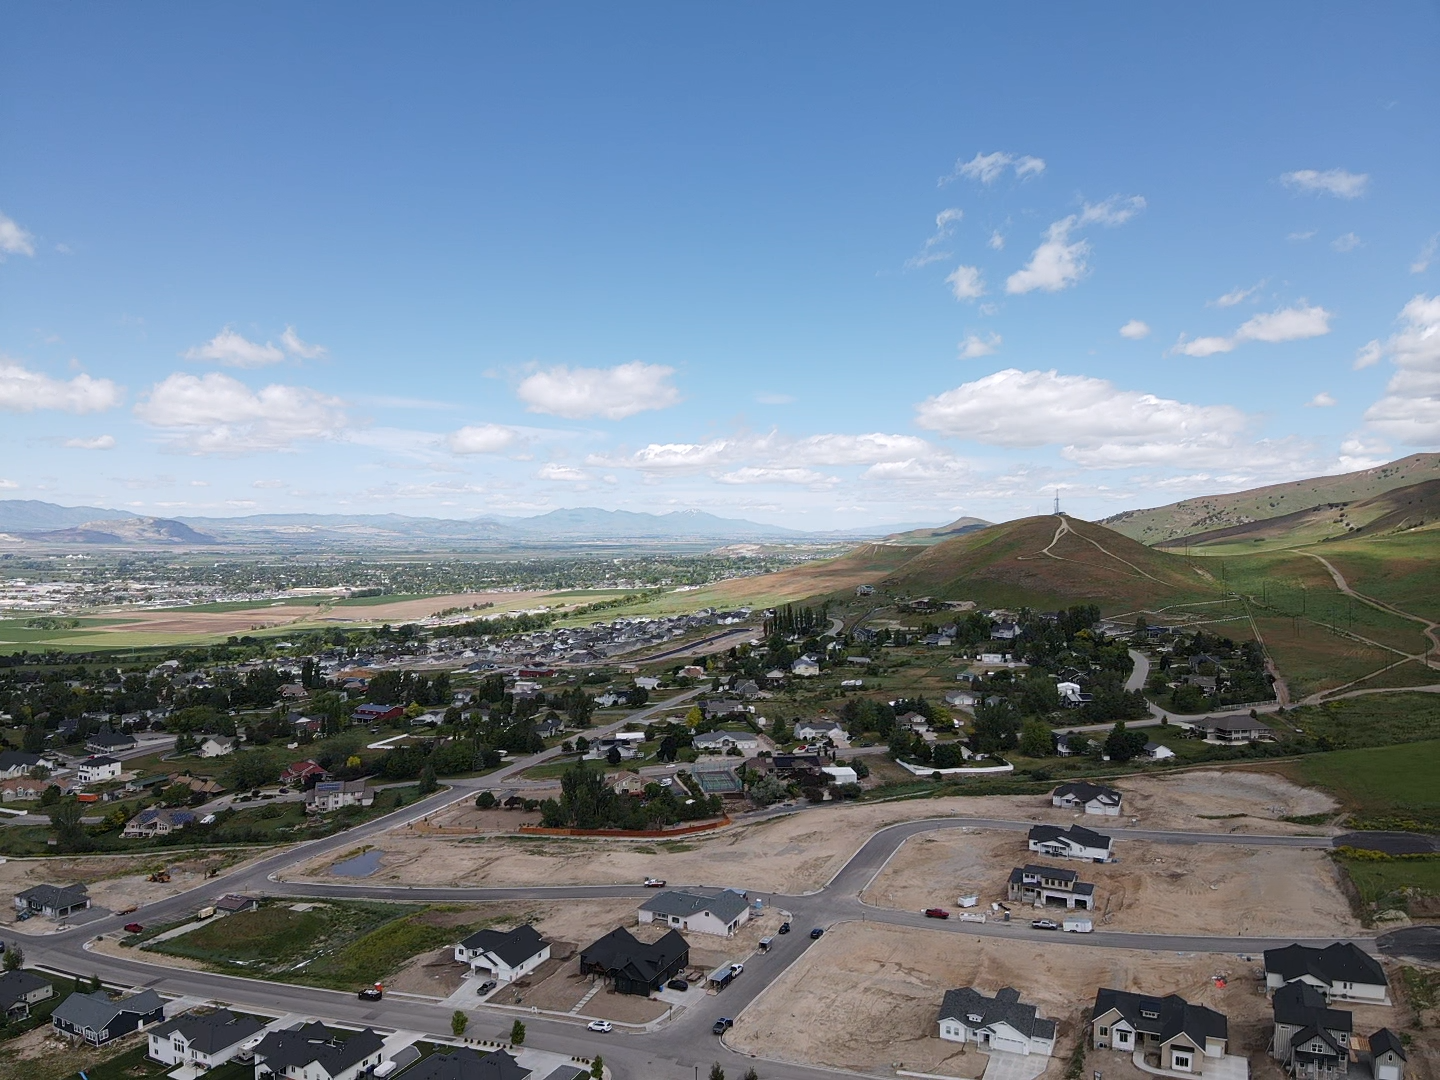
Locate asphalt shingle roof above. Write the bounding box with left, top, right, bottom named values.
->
left=253, top=1022, right=385, bottom=1077
left=0, top=970, right=51, bottom=1010
left=639, top=888, right=750, bottom=925
left=396, top=1047, right=530, bottom=1080
left=1272, top=982, right=1353, bottom=1034
left=52, top=989, right=163, bottom=1033
left=456, top=924, right=549, bottom=968
left=149, top=1009, right=266, bottom=1054
left=1093, top=989, right=1228, bottom=1049
left=1264, top=943, right=1387, bottom=991
left=938, top=986, right=1057, bottom=1042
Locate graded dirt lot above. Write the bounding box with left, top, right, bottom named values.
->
left=861, top=829, right=1360, bottom=937
left=290, top=770, right=1340, bottom=894
left=727, top=922, right=1403, bottom=1077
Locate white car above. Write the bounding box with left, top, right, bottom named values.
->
left=659, top=778, right=673, bottom=787
left=729, top=963, right=744, bottom=976
left=587, top=1020, right=613, bottom=1033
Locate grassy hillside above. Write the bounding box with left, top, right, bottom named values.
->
left=877, top=514, right=1219, bottom=614
left=1101, top=452, right=1440, bottom=545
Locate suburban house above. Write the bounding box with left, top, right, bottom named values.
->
left=1007, top=864, right=1096, bottom=910
left=790, top=656, right=821, bottom=677
left=1190, top=716, right=1276, bottom=744
left=251, top=1021, right=386, bottom=1080
left=992, top=620, right=1020, bottom=640
left=0, top=970, right=55, bottom=1020
left=77, top=756, right=123, bottom=785
left=691, top=730, right=759, bottom=754
left=397, top=1047, right=535, bottom=1080
left=1270, top=981, right=1353, bottom=1075
left=350, top=703, right=403, bottom=725
left=611, top=772, right=646, bottom=797
left=0, top=751, right=44, bottom=780
left=702, top=699, right=746, bottom=720
left=821, top=764, right=859, bottom=785
left=1264, top=943, right=1390, bottom=1004
left=937, top=986, right=1057, bottom=1056
left=197, top=735, right=237, bottom=758
left=1051, top=781, right=1123, bottom=816
left=452, top=924, right=551, bottom=983
left=579, top=927, right=689, bottom=995
left=1027, top=824, right=1113, bottom=863
left=584, top=737, right=640, bottom=762
left=215, top=893, right=260, bottom=915
left=1091, top=988, right=1229, bottom=1074
left=52, top=988, right=165, bottom=1046
left=123, top=807, right=197, bottom=838
left=306, top=779, right=374, bottom=812
left=86, top=730, right=137, bottom=754
left=14, top=882, right=90, bottom=919
left=532, top=716, right=564, bottom=739
left=639, top=888, right=751, bottom=937
left=280, top=760, right=330, bottom=786
left=0, top=777, right=48, bottom=802
left=1368, top=1030, right=1407, bottom=1080
left=147, top=1008, right=267, bottom=1068
left=794, top=720, right=843, bottom=742
left=1145, top=742, right=1177, bottom=761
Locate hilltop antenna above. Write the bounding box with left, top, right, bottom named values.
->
left=1053, top=489, right=1061, bottom=516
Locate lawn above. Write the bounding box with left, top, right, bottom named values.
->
left=1334, top=853, right=1440, bottom=912
left=1287, top=694, right=1440, bottom=752
left=1296, top=738, right=1440, bottom=830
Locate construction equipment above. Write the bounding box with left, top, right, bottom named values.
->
left=147, top=871, right=171, bottom=883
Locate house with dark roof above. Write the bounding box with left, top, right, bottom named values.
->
left=14, top=882, right=90, bottom=918
left=86, top=730, right=137, bottom=754
left=394, top=1046, right=530, bottom=1080
left=251, top=1021, right=386, bottom=1080
left=1027, top=824, right=1113, bottom=863
left=123, top=807, right=197, bottom=838
left=452, top=925, right=551, bottom=983
left=147, top=1007, right=266, bottom=1067
left=1007, top=864, right=1096, bottom=910
left=1367, top=1029, right=1407, bottom=1080
left=351, top=703, right=403, bottom=725
left=0, top=750, right=44, bottom=780
left=1270, top=982, right=1353, bottom=1067
left=1264, top=943, right=1390, bottom=1004
left=77, top=756, right=123, bottom=785
left=579, top=927, right=689, bottom=995
left=639, top=888, right=751, bottom=937
left=1190, top=716, right=1276, bottom=744
left=1051, top=782, right=1122, bottom=816
left=1091, top=988, right=1229, bottom=1074
left=52, top=988, right=165, bottom=1046
left=937, top=986, right=1057, bottom=1056
left=0, top=970, right=54, bottom=1020
left=214, top=893, right=260, bottom=915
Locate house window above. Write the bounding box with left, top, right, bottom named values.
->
left=1116, top=1030, right=1131, bottom=1046
left=1172, top=1053, right=1192, bottom=1071
left=1099, top=1027, right=1109, bottom=1037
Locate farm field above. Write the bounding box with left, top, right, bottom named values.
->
left=1294, top=739, right=1440, bottom=826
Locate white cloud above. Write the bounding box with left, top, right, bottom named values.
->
left=943, top=151, right=1046, bottom=185
left=0, top=479, right=16, bottom=489
left=945, top=265, right=986, bottom=301
left=588, top=439, right=740, bottom=473
left=448, top=423, right=519, bottom=455
left=907, top=208, right=962, bottom=267
left=1170, top=304, right=1333, bottom=357
left=755, top=392, right=795, bottom=405
left=789, top=432, right=937, bottom=465
left=589, top=430, right=943, bottom=477
left=134, top=372, right=347, bottom=454
left=63, top=434, right=116, bottom=449
left=1119, top=320, right=1151, bottom=340
left=1411, top=234, right=1438, bottom=274
left=958, top=332, right=1001, bottom=359
left=0, top=359, right=123, bottom=413
left=0, top=211, right=36, bottom=258
left=1354, top=340, right=1383, bottom=369
left=252, top=479, right=286, bottom=489
left=988, top=230, right=1005, bottom=251
left=280, top=326, right=328, bottom=359
left=1281, top=168, right=1369, bottom=199
left=536, top=462, right=588, bottom=482
left=1307, top=392, right=1337, bottom=408
left=1363, top=294, right=1440, bottom=445
left=1005, top=197, right=1145, bottom=296
left=516, top=361, right=679, bottom=420
left=185, top=328, right=285, bottom=368
left=915, top=367, right=1255, bottom=468
left=717, top=467, right=837, bottom=487
left=1331, top=232, right=1362, bottom=253
left=1288, top=229, right=1317, bottom=241
left=1211, top=282, right=1263, bottom=308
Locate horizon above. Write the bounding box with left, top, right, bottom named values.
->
left=3, top=6, right=1438, bottom=530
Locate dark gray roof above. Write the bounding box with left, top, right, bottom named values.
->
left=639, top=888, right=750, bottom=924
left=1012, top=863, right=1079, bottom=884
left=1272, top=982, right=1352, bottom=1034
left=1369, top=1028, right=1406, bottom=1061
left=84, top=755, right=121, bottom=767
left=938, top=986, right=1057, bottom=1042
left=456, top=924, right=549, bottom=967
left=537, top=1068, right=587, bottom=1080
left=253, top=1022, right=385, bottom=1076
left=16, top=883, right=89, bottom=908
left=397, top=1047, right=530, bottom=1080
left=0, top=751, right=42, bottom=771
left=87, top=730, right=136, bottom=748
left=149, top=1009, right=266, bottom=1054
left=1291, top=1025, right=1345, bottom=1059
left=0, top=970, right=51, bottom=1008
left=580, top=926, right=688, bottom=984
left=1028, top=824, right=1112, bottom=849
left=53, top=988, right=164, bottom=1031
left=1264, top=943, right=1388, bottom=990
left=1093, top=988, right=1227, bottom=1048
left=1053, top=781, right=1121, bottom=804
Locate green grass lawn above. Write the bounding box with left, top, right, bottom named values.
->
left=1334, top=854, right=1440, bottom=910
left=1288, top=694, right=1440, bottom=752
left=1297, top=738, right=1440, bottom=829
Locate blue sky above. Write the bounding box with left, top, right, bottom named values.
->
left=3, top=4, right=1438, bottom=529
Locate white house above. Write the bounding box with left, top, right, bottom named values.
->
left=250, top=1022, right=386, bottom=1080
left=937, top=986, right=1056, bottom=1056
left=791, top=656, right=821, bottom=677
left=691, top=730, right=759, bottom=754
left=1264, top=943, right=1390, bottom=1004
left=452, top=924, right=550, bottom=983
left=1051, top=781, right=1122, bottom=816
left=77, top=756, right=122, bottom=785
left=147, top=1008, right=266, bottom=1068
left=1027, top=824, right=1113, bottom=863
left=1057, top=682, right=1084, bottom=705
left=305, top=779, right=374, bottom=812
left=1145, top=742, right=1176, bottom=760
left=639, top=888, right=751, bottom=937
left=821, top=765, right=858, bottom=785
left=794, top=720, right=843, bottom=742
left=196, top=735, right=236, bottom=758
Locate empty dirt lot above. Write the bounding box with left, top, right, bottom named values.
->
left=727, top=922, right=1402, bottom=1077
left=861, top=829, right=1359, bottom=937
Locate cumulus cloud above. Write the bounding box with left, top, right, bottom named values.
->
left=988, top=230, right=1005, bottom=251
left=1119, top=320, right=1151, bottom=340
left=943, top=151, right=1046, bottom=185
left=907, top=208, right=963, bottom=267
left=1363, top=294, right=1440, bottom=445
left=789, top=432, right=937, bottom=466
left=1170, top=304, right=1333, bottom=357
left=63, top=434, right=116, bottom=449
left=1281, top=168, right=1369, bottom=199
left=945, top=265, right=986, bottom=301
left=516, top=361, right=679, bottom=420
left=0, top=211, right=36, bottom=258
left=915, top=367, right=1255, bottom=468
left=1211, top=282, right=1263, bottom=308
left=1354, top=340, right=1383, bottom=369
left=958, top=332, right=1001, bottom=359
left=0, top=359, right=123, bottom=413
left=717, top=467, right=837, bottom=487
left=185, top=328, right=285, bottom=368
left=589, top=430, right=943, bottom=477
left=1005, top=196, right=1145, bottom=295
left=1307, top=392, right=1337, bottom=408
left=1331, top=232, right=1362, bottom=253
left=1288, top=229, right=1317, bottom=242
left=134, top=372, right=347, bottom=454
left=280, top=326, right=328, bottom=359
left=536, top=462, right=588, bottom=482
left=1411, top=234, right=1438, bottom=274
left=447, top=423, right=519, bottom=455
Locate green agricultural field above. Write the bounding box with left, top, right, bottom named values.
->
left=1287, top=694, right=1440, bottom=751
left=1296, top=737, right=1440, bottom=829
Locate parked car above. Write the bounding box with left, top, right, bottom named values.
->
left=587, top=1020, right=613, bottom=1033
left=659, top=778, right=673, bottom=786
left=729, top=963, right=744, bottom=976
left=477, top=980, right=497, bottom=994
left=643, top=878, right=666, bottom=887
left=1030, top=919, right=1061, bottom=931
left=924, top=908, right=950, bottom=919
left=809, top=927, right=825, bottom=939
left=666, top=978, right=689, bottom=991
left=358, top=987, right=383, bottom=1001
left=778, top=921, right=791, bottom=934
left=712, top=1018, right=734, bottom=1035
left=123, top=923, right=144, bottom=934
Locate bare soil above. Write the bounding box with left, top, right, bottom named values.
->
left=862, top=829, right=1359, bottom=937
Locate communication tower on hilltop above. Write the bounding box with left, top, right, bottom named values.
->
left=1053, top=489, right=1061, bottom=515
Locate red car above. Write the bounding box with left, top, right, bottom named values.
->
left=124, top=923, right=144, bottom=934
left=923, top=908, right=950, bottom=920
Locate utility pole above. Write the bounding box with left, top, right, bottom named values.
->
left=1053, top=489, right=1061, bottom=516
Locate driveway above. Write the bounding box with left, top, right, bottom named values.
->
left=982, top=1049, right=1050, bottom=1080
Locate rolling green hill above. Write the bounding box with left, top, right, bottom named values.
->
left=882, top=516, right=991, bottom=546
